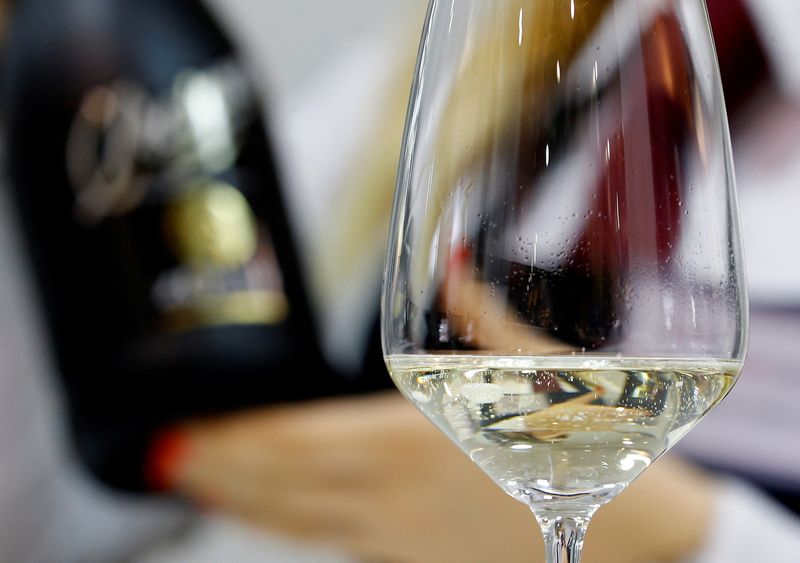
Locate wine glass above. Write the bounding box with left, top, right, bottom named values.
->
left=381, top=0, right=747, bottom=561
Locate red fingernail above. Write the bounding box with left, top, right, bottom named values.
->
left=145, top=428, right=190, bottom=492
left=450, top=243, right=471, bottom=270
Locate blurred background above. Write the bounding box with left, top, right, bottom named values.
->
left=0, top=1, right=798, bottom=562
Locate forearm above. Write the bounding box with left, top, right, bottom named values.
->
left=154, top=393, right=718, bottom=563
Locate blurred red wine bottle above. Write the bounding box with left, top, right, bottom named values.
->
left=1, top=0, right=366, bottom=491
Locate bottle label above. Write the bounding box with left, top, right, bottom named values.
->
left=66, top=64, right=289, bottom=331
left=156, top=181, right=288, bottom=330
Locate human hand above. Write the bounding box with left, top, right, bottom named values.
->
left=166, top=393, right=714, bottom=563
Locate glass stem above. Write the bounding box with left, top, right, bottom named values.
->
left=534, top=509, right=595, bottom=563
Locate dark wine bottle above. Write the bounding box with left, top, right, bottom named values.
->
left=1, top=0, right=344, bottom=491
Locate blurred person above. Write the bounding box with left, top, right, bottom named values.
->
left=146, top=0, right=800, bottom=561
left=1, top=2, right=799, bottom=563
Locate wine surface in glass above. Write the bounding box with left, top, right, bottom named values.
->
left=388, top=355, right=740, bottom=502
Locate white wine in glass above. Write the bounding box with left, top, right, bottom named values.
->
left=382, top=1, right=748, bottom=561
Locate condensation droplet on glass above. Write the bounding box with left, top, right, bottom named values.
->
left=461, top=383, right=504, bottom=405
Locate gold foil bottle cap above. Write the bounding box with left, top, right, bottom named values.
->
left=165, top=181, right=258, bottom=269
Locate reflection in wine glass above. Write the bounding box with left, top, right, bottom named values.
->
left=383, top=1, right=747, bottom=561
